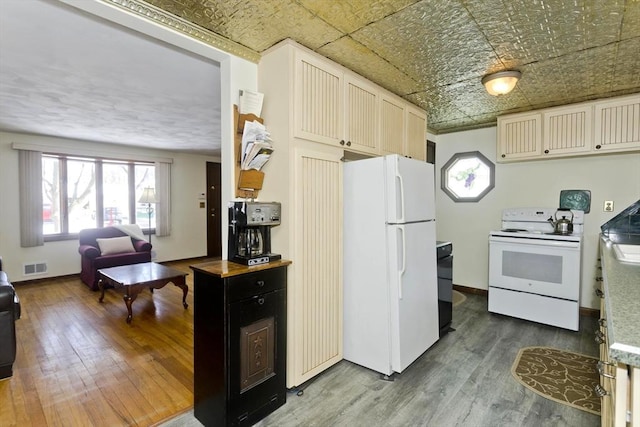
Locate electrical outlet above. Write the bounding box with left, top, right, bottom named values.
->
left=604, top=200, right=614, bottom=212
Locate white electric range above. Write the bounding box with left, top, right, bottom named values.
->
left=488, top=208, right=584, bottom=331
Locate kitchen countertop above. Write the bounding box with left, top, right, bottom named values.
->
left=600, top=235, right=640, bottom=367
left=190, top=259, right=292, bottom=278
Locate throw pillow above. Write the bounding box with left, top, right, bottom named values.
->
left=96, top=236, right=135, bottom=255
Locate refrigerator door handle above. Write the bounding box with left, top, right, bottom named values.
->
left=397, top=225, right=406, bottom=299
left=396, top=171, right=405, bottom=223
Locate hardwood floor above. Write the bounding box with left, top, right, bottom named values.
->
left=2, top=261, right=600, bottom=427
left=0, top=259, right=202, bottom=427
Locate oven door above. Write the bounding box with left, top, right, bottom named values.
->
left=489, top=236, right=581, bottom=301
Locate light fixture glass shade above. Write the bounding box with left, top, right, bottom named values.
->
left=481, top=70, right=521, bottom=96
left=138, top=187, right=157, bottom=204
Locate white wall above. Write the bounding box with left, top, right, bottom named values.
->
left=0, top=132, right=219, bottom=281
left=433, top=127, right=640, bottom=309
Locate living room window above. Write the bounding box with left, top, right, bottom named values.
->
left=42, top=154, right=155, bottom=239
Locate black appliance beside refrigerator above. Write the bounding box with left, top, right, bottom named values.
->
left=436, top=241, right=453, bottom=337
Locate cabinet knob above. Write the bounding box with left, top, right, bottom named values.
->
left=595, top=288, right=604, bottom=298
left=595, top=145, right=601, bottom=149
left=339, top=140, right=345, bottom=146
left=544, top=149, right=549, bottom=154
left=346, top=141, right=351, bottom=146
left=256, top=280, right=265, bottom=287
left=501, top=154, right=506, bottom=158
left=257, top=297, right=265, bottom=305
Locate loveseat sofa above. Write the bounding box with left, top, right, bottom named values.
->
left=0, top=259, right=21, bottom=380
left=78, top=226, right=152, bottom=291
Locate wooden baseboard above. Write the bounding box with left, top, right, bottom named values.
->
left=453, top=284, right=600, bottom=318
left=453, top=284, right=488, bottom=297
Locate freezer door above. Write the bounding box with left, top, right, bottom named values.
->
left=385, top=154, right=435, bottom=223
left=386, top=221, right=439, bottom=373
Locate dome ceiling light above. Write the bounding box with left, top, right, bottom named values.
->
left=481, top=70, right=522, bottom=96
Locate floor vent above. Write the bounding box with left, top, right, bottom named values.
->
left=24, top=262, right=47, bottom=276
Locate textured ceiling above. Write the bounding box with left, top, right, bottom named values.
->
left=146, top=0, right=640, bottom=134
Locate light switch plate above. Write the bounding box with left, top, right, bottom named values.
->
left=604, top=200, right=614, bottom=212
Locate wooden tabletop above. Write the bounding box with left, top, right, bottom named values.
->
left=98, top=262, right=187, bottom=286
left=189, top=259, right=292, bottom=278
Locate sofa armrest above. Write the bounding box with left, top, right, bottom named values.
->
left=133, top=240, right=152, bottom=253
left=79, top=244, right=101, bottom=259
left=0, top=282, right=16, bottom=314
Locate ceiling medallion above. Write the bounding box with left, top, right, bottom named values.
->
left=102, top=0, right=261, bottom=63
left=481, top=70, right=521, bottom=96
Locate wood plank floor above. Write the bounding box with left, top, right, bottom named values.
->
left=2, top=260, right=601, bottom=427
left=0, top=259, right=203, bottom=427
left=256, top=293, right=600, bottom=427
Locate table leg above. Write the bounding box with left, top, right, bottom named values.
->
left=172, top=277, right=189, bottom=309
left=98, top=279, right=106, bottom=303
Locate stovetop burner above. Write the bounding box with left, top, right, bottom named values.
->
left=501, top=228, right=528, bottom=233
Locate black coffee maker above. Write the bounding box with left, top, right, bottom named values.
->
left=228, top=201, right=281, bottom=266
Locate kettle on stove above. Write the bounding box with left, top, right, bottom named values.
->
left=548, top=208, right=574, bottom=235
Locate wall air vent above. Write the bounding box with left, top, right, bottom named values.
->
left=23, top=262, right=47, bottom=276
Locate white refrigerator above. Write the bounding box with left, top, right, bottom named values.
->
left=343, top=154, right=438, bottom=377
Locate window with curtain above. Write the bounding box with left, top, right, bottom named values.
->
left=26, top=153, right=157, bottom=241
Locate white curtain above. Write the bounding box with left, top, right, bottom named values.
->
left=155, top=161, right=171, bottom=237
left=19, top=150, right=44, bottom=247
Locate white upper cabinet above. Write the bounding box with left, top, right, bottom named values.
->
left=294, top=49, right=344, bottom=146
left=497, top=94, right=640, bottom=162
left=405, top=105, right=427, bottom=161
left=380, top=93, right=406, bottom=156
left=344, top=74, right=379, bottom=155
left=497, top=112, right=542, bottom=161
left=593, top=94, right=640, bottom=153
left=542, top=104, right=593, bottom=156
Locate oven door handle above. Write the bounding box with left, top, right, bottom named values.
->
left=490, top=235, right=580, bottom=249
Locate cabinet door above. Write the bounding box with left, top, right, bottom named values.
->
left=543, top=105, right=593, bottom=156
left=497, top=112, right=543, bottom=162
left=344, top=74, right=379, bottom=155
left=380, top=93, right=405, bottom=156
left=294, top=50, right=343, bottom=146
left=405, top=105, right=427, bottom=160
left=288, top=143, right=343, bottom=387
left=593, top=94, right=640, bottom=153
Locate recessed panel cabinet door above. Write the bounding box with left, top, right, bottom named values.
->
left=288, top=143, right=343, bottom=388
left=344, top=74, right=379, bottom=155
left=294, top=50, right=343, bottom=146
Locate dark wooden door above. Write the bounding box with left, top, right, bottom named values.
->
left=206, top=162, right=222, bottom=258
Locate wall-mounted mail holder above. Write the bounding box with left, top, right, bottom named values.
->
left=234, top=104, right=265, bottom=199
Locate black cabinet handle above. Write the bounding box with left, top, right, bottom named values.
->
left=501, top=154, right=506, bottom=158
left=544, top=149, right=549, bottom=154
left=595, top=145, right=601, bottom=149
left=256, top=280, right=265, bottom=287
left=346, top=141, right=351, bottom=146
left=257, top=297, right=265, bottom=305
left=339, top=140, right=345, bottom=146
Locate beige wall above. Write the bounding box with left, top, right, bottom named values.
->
left=433, top=126, right=640, bottom=309
left=0, top=131, right=220, bottom=281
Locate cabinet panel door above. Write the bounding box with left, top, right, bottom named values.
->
left=543, top=105, right=593, bottom=156
left=594, top=95, right=640, bottom=153
left=344, top=74, right=379, bottom=155
left=294, top=50, right=343, bottom=145
left=288, top=143, right=343, bottom=387
left=380, top=94, right=405, bottom=156
left=497, top=113, right=542, bottom=162
left=405, top=106, right=427, bottom=160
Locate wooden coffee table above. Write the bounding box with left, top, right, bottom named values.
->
left=97, top=262, right=188, bottom=324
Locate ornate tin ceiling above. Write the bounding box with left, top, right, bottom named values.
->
left=136, top=0, right=640, bottom=134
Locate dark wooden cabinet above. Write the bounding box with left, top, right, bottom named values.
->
left=190, top=260, right=290, bottom=427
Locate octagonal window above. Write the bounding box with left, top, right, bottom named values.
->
left=441, top=151, right=495, bottom=202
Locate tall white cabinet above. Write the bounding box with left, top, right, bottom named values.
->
left=258, top=40, right=344, bottom=388
left=258, top=39, right=427, bottom=388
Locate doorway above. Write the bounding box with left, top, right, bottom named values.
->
left=206, top=162, right=222, bottom=258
